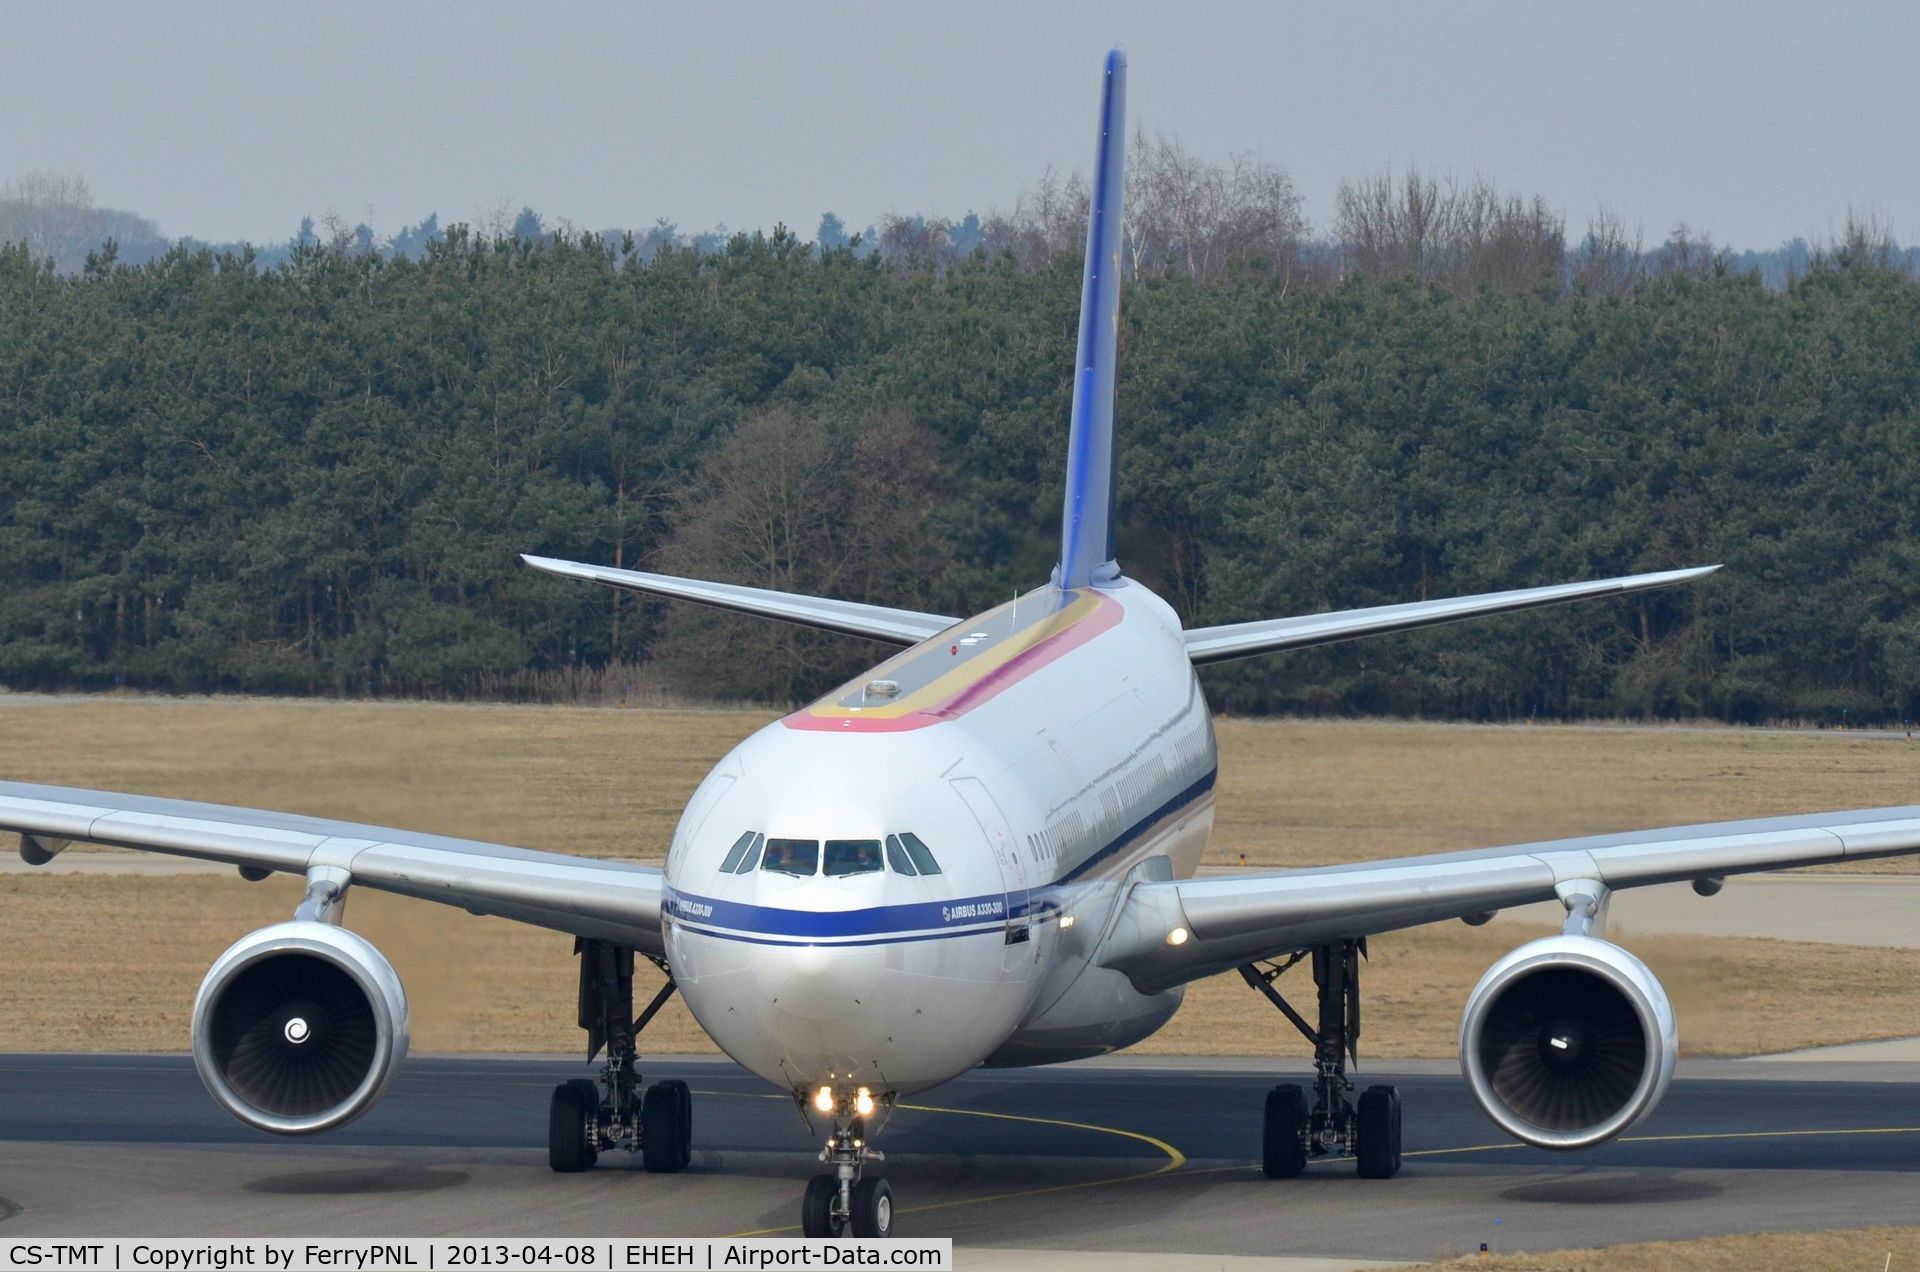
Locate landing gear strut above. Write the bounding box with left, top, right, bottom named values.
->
left=547, top=939, right=691, bottom=1173
left=1240, top=938, right=1401, bottom=1179
left=800, top=1096, right=895, bottom=1237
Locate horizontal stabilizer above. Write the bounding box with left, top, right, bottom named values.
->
left=1183, top=565, right=1719, bottom=665
left=520, top=555, right=957, bottom=646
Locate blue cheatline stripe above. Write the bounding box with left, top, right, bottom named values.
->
left=671, top=921, right=1007, bottom=950
left=665, top=762, right=1217, bottom=948
left=665, top=889, right=1009, bottom=938
left=1054, top=765, right=1216, bottom=886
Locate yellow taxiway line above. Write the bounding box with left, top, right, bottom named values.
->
left=713, top=1091, right=1184, bottom=1238
left=708, top=1086, right=1919, bottom=1235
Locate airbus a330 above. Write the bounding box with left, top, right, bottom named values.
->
left=6, top=50, right=1917, bottom=1241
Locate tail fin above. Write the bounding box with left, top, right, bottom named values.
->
left=1055, top=48, right=1128, bottom=590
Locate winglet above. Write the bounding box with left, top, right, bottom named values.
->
left=1055, top=48, right=1128, bottom=591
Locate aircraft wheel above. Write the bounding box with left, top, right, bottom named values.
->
left=801, top=1174, right=841, bottom=1237
left=1355, top=1085, right=1402, bottom=1179
left=1262, top=1083, right=1307, bottom=1178
left=657, top=1078, right=693, bottom=1169
left=850, top=1177, right=894, bottom=1238
left=548, top=1079, right=599, bottom=1173
left=640, top=1081, right=686, bottom=1173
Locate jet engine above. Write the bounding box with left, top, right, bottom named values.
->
left=191, top=921, right=409, bottom=1134
left=1460, top=935, right=1676, bottom=1149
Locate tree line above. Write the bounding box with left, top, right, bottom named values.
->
left=2, top=212, right=1918, bottom=723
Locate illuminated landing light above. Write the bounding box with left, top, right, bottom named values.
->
left=1059, top=915, right=1076, bottom=930
left=855, top=1087, right=875, bottom=1116
left=813, top=1086, right=835, bottom=1113
left=1167, top=927, right=1189, bottom=947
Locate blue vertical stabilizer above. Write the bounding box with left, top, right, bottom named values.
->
left=1055, top=48, right=1127, bottom=590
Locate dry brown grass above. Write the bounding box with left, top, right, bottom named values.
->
left=3, top=699, right=1919, bottom=1055
left=1422, top=1225, right=1920, bottom=1270
left=9, top=872, right=1920, bottom=1057
left=0, top=698, right=773, bottom=860
left=1144, top=920, right=1920, bottom=1059
left=0, top=699, right=1913, bottom=870
left=1209, top=718, right=1920, bottom=871
left=0, top=874, right=712, bottom=1053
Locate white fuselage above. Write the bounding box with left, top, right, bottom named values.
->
left=661, top=578, right=1216, bottom=1097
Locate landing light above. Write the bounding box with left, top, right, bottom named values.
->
left=1059, top=915, right=1076, bottom=930
left=855, top=1087, right=874, bottom=1116
left=1166, top=927, right=1189, bottom=947
left=813, top=1086, right=835, bottom=1113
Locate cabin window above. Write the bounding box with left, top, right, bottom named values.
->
left=823, top=839, right=884, bottom=877
left=898, top=831, right=942, bottom=875
left=761, top=838, right=819, bottom=877
left=884, top=835, right=917, bottom=876
left=718, top=831, right=758, bottom=873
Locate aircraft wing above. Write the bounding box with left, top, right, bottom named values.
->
left=0, top=781, right=667, bottom=958
left=1182, top=566, right=1719, bottom=665
left=521, top=555, right=958, bottom=645
left=1098, top=805, right=1920, bottom=994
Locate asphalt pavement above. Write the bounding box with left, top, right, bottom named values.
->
left=1, top=1054, right=1916, bottom=1264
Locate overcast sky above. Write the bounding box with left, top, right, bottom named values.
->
left=4, top=0, right=1915, bottom=251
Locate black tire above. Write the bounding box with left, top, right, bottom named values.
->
left=801, top=1174, right=841, bottom=1238
left=548, top=1079, right=598, bottom=1173
left=850, top=1177, right=894, bottom=1238
left=658, top=1078, right=693, bottom=1169
left=1356, top=1085, right=1402, bottom=1179
left=1262, top=1084, right=1307, bottom=1178
left=640, top=1082, right=685, bottom=1173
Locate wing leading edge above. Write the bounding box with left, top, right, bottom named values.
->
left=1097, top=805, right=1920, bottom=994
left=0, top=781, right=667, bottom=957
left=521, top=555, right=957, bottom=646
left=1183, top=565, right=1719, bottom=665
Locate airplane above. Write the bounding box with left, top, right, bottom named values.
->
left=5, top=48, right=1919, bottom=1242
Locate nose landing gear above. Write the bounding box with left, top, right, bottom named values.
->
left=1240, top=939, right=1402, bottom=1179
left=800, top=1091, right=895, bottom=1237
left=548, top=939, right=692, bottom=1174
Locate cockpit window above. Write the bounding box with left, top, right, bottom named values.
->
left=898, top=831, right=942, bottom=875
left=718, top=831, right=759, bottom=874
left=884, top=835, right=917, bottom=876
left=823, top=839, right=884, bottom=877
left=760, top=838, right=819, bottom=877
left=732, top=833, right=764, bottom=874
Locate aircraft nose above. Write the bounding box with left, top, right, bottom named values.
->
left=754, top=942, right=885, bottom=1024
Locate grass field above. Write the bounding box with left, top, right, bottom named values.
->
left=6, top=871, right=1920, bottom=1057
left=2, top=697, right=1919, bottom=1056
left=1, top=696, right=1916, bottom=870
left=1423, top=1225, right=1920, bottom=1270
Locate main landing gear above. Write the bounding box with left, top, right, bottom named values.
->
left=548, top=939, right=692, bottom=1174
left=800, top=1090, right=895, bottom=1238
left=1239, top=938, right=1402, bottom=1180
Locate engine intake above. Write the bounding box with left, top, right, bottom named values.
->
left=1460, top=935, right=1675, bottom=1149
left=191, top=921, right=409, bottom=1134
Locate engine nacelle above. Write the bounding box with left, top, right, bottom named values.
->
left=1460, top=935, right=1676, bottom=1150
left=191, top=921, right=409, bottom=1135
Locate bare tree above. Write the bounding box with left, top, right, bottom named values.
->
left=1336, top=166, right=1451, bottom=281
left=1655, top=222, right=1718, bottom=277
left=1836, top=206, right=1900, bottom=271
left=654, top=406, right=952, bottom=701
left=1570, top=205, right=1644, bottom=297
left=875, top=213, right=956, bottom=273
left=1337, top=167, right=1564, bottom=290
left=0, top=171, right=97, bottom=268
